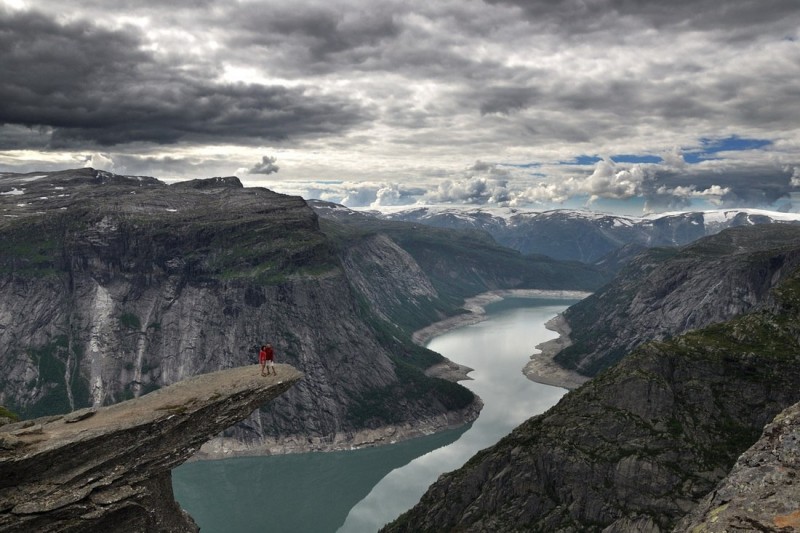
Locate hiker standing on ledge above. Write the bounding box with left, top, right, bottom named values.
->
left=260, top=344, right=276, bottom=376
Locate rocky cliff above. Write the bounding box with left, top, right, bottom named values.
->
left=0, top=168, right=483, bottom=455
left=676, top=400, right=800, bottom=532
left=383, top=267, right=800, bottom=532
left=550, top=224, right=800, bottom=376
left=0, top=364, right=302, bottom=533
left=313, top=200, right=606, bottom=311
left=1, top=169, right=605, bottom=456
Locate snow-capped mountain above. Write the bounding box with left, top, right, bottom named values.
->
left=350, top=204, right=800, bottom=263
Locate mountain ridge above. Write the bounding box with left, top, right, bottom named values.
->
left=548, top=224, right=800, bottom=377
left=383, top=263, right=800, bottom=532
left=362, top=203, right=800, bottom=263
left=0, top=168, right=603, bottom=456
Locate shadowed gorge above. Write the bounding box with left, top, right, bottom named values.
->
left=383, top=265, right=800, bottom=532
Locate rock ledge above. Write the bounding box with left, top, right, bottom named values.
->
left=0, top=364, right=302, bottom=533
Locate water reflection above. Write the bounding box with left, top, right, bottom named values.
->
left=337, top=298, right=574, bottom=532
left=173, top=298, right=576, bottom=533
left=173, top=424, right=469, bottom=533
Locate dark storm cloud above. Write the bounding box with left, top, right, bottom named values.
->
left=485, top=0, right=800, bottom=37
left=479, top=87, right=538, bottom=115
left=248, top=156, right=280, bottom=175
left=650, top=166, right=797, bottom=208
left=226, top=5, right=402, bottom=71
left=555, top=155, right=799, bottom=213
left=0, top=10, right=371, bottom=148
left=221, top=2, right=517, bottom=84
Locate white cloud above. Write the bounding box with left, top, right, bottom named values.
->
left=582, top=158, right=647, bottom=201
left=659, top=184, right=730, bottom=203
left=423, top=176, right=505, bottom=204
left=83, top=153, right=115, bottom=172
left=372, top=184, right=405, bottom=207
left=513, top=182, right=571, bottom=205
left=422, top=161, right=515, bottom=205
left=661, top=147, right=687, bottom=169
left=791, top=166, right=800, bottom=188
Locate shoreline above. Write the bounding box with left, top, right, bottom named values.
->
left=193, top=288, right=588, bottom=460
left=412, top=288, right=592, bottom=347
left=524, top=314, right=591, bottom=390
left=414, top=289, right=592, bottom=388
left=193, top=396, right=483, bottom=460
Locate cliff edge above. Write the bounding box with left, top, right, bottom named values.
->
left=676, top=400, right=800, bottom=532
left=0, top=364, right=302, bottom=533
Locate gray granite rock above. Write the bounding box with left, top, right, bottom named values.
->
left=675, top=401, right=800, bottom=532
left=383, top=267, right=800, bottom=532
left=0, top=364, right=302, bottom=532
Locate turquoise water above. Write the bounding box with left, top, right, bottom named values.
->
left=173, top=297, right=576, bottom=533
left=172, top=426, right=469, bottom=533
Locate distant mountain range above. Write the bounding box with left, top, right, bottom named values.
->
left=360, top=204, right=800, bottom=264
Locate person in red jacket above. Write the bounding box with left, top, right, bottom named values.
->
left=259, top=344, right=276, bottom=376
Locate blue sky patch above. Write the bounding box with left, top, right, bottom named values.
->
left=685, top=136, right=772, bottom=164
left=561, top=155, right=602, bottom=165
left=611, top=154, right=662, bottom=164
left=561, top=154, right=662, bottom=166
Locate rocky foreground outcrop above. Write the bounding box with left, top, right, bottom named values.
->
left=0, top=364, right=302, bottom=533
left=676, top=400, right=800, bottom=532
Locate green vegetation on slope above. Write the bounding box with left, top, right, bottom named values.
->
left=347, top=359, right=474, bottom=427
left=0, top=406, right=19, bottom=423
left=384, top=266, right=800, bottom=532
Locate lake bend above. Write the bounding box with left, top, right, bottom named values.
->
left=173, top=297, right=580, bottom=533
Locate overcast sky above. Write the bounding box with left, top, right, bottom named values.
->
left=1, top=0, right=799, bottom=213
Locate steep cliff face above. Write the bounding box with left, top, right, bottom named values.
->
left=552, top=224, right=800, bottom=376
left=383, top=268, right=800, bottom=532
left=676, top=400, right=800, bottom=532
left=0, top=168, right=479, bottom=454
left=340, top=233, right=441, bottom=327
left=0, top=364, right=302, bottom=533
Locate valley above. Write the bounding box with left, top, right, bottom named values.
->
left=3, top=168, right=800, bottom=532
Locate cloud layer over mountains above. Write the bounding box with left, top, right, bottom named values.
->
left=1, top=0, right=798, bottom=213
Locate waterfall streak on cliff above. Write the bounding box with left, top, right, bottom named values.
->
left=88, top=284, right=114, bottom=407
